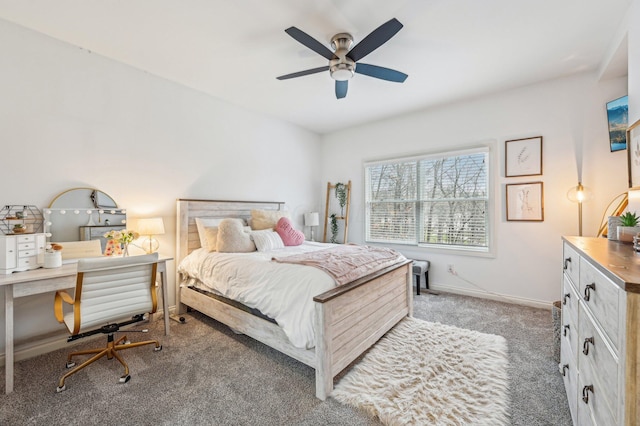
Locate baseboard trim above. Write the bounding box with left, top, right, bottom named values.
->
left=0, top=305, right=176, bottom=368
left=428, top=283, right=552, bottom=310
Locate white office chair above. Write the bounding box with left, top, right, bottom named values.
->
left=54, top=253, right=162, bottom=392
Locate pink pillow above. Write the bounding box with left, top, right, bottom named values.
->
left=275, top=217, right=305, bottom=246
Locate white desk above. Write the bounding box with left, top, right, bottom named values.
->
left=0, top=257, right=172, bottom=394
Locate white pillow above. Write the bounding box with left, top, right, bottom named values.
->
left=250, top=230, right=285, bottom=252
left=195, top=217, right=245, bottom=251
left=216, top=219, right=256, bottom=253
left=195, top=218, right=223, bottom=249
left=250, top=209, right=291, bottom=231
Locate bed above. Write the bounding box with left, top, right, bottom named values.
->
left=175, top=199, right=413, bottom=400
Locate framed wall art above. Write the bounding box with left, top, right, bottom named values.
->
left=506, top=182, right=544, bottom=221
left=505, top=136, right=543, bottom=177
left=628, top=118, right=640, bottom=188
left=606, top=95, right=628, bottom=152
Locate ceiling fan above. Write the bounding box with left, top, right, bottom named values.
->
left=276, top=18, right=408, bottom=99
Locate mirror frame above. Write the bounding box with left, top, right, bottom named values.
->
left=44, top=187, right=126, bottom=244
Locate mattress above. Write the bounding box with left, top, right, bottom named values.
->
left=177, top=241, right=337, bottom=349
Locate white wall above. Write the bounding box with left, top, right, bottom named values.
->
left=0, top=19, right=322, bottom=354
left=320, top=73, right=628, bottom=306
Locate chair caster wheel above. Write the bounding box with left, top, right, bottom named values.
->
left=56, top=385, right=66, bottom=393
left=65, top=361, right=76, bottom=369
left=154, top=345, right=163, bottom=352
left=119, top=374, right=131, bottom=384
left=179, top=317, right=186, bottom=323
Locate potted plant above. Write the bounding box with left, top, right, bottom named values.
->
left=329, top=213, right=339, bottom=243
left=617, top=211, right=640, bottom=242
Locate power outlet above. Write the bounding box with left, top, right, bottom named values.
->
left=447, top=264, right=455, bottom=274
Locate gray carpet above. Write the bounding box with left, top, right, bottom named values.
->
left=0, top=291, right=571, bottom=425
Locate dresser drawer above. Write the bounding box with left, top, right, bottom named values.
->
left=16, top=234, right=35, bottom=243
left=18, top=249, right=38, bottom=258
left=578, top=352, right=616, bottom=426
left=579, top=258, right=620, bottom=350
left=560, top=342, right=578, bottom=423
left=563, top=243, right=580, bottom=285
left=18, top=242, right=35, bottom=250
left=562, top=277, right=580, bottom=360
left=17, top=256, right=37, bottom=268
left=562, top=275, right=579, bottom=326
left=578, top=303, right=618, bottom=418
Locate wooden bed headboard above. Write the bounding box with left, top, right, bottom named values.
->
left=175, top=199, right=285, bottom=265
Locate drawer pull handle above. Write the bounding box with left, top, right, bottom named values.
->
left=582, top=385, right=594, bottom=404
left=562, top=293, right=571, bottom=305
left=563, top=257, right=571, bottom=270
left=561, top=364, right=569, bottom=377
left=563, top=324, right=570, bottom=336
left=584, top=283, right=595, bottom=301
left=583, top=337, right=594, bottom=355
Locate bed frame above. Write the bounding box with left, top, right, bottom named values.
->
left=176, top=199, right=413, bottom=400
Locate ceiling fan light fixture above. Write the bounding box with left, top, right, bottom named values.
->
left=330, top=63, right=355, bottom=81
left=329, top=33, right=355, bottom=81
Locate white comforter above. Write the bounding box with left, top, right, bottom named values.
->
left=177, top=241, right=337, bottom=349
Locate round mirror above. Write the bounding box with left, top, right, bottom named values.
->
left=44, top=188, right=126, bottom=249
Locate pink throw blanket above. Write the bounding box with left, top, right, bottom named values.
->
left=272, top=244, right=406, bottom=286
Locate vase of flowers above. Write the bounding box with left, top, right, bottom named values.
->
left=103, top=229, right=139, bottom=256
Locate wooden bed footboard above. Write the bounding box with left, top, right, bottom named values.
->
left=313, top=260, right=412, bottom=399
left=176, top=199, right=413, bottom=399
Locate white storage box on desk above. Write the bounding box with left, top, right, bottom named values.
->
left=0, top=233, right=46, bottom=274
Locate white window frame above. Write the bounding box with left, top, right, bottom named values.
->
left=364, top=143, right=496, bottom=257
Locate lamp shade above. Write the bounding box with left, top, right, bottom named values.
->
left=137, top=217, right=165, bottom=236
left=304, top=212, right=319, bottom=227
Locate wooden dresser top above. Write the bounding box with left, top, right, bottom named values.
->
left=563, top=236, right=640, bottom=293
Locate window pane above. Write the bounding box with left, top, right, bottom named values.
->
left=367, top=202, right=416, bottom=243
left=366, top=162, right=417, bottom=202
left=420, top=200, right=487, bottom=247
left=420, top=153, right=487, bottom=200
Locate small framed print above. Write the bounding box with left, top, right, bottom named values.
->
left=627, top=119, right=640, bottom=189
left=506, top=182, right=544, bottom=221
left=505, top=136, right=543, bottom=177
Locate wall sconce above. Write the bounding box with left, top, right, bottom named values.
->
left=567, top=182, right=591, bottom=236
left=137, top=217, right=165, bottom=254
left=304, top=212, right=319, bottom=241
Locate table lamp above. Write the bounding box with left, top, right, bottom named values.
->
left=304, top=212, right=319, bottom=241
left=137, top=217, right=165, bottom=254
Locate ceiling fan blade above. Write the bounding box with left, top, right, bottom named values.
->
left=355, top=63, right=408, bottom=83
left=335, top=80, right=348, bottom=99
left=347, top=18, right=403, bottom=62
left=277, top=66, right=330, bottom=80
left=285, top=27, right=336, bottom=60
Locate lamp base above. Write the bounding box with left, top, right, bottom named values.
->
left=141, top=237, right=160, bottom=254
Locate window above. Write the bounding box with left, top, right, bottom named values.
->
left=365, top=146, right=491, bottom=252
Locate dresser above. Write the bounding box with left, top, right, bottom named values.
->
left=0, top=233, right=46, bottom=274
left=561, top=236, right=640, bottom=426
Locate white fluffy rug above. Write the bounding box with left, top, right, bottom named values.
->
left=332, top=317, right=509, bottom=426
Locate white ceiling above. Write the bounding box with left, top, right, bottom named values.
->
left=0, top=0, right=631, bottom=134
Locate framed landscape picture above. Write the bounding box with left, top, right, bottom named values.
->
left=627, top=118, right=640, bottom=188
left=505, top=136, right=542, bottom=177
left=506, top=182, right=544, bottom=221
left=606, top=95, right=628, bottom=152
